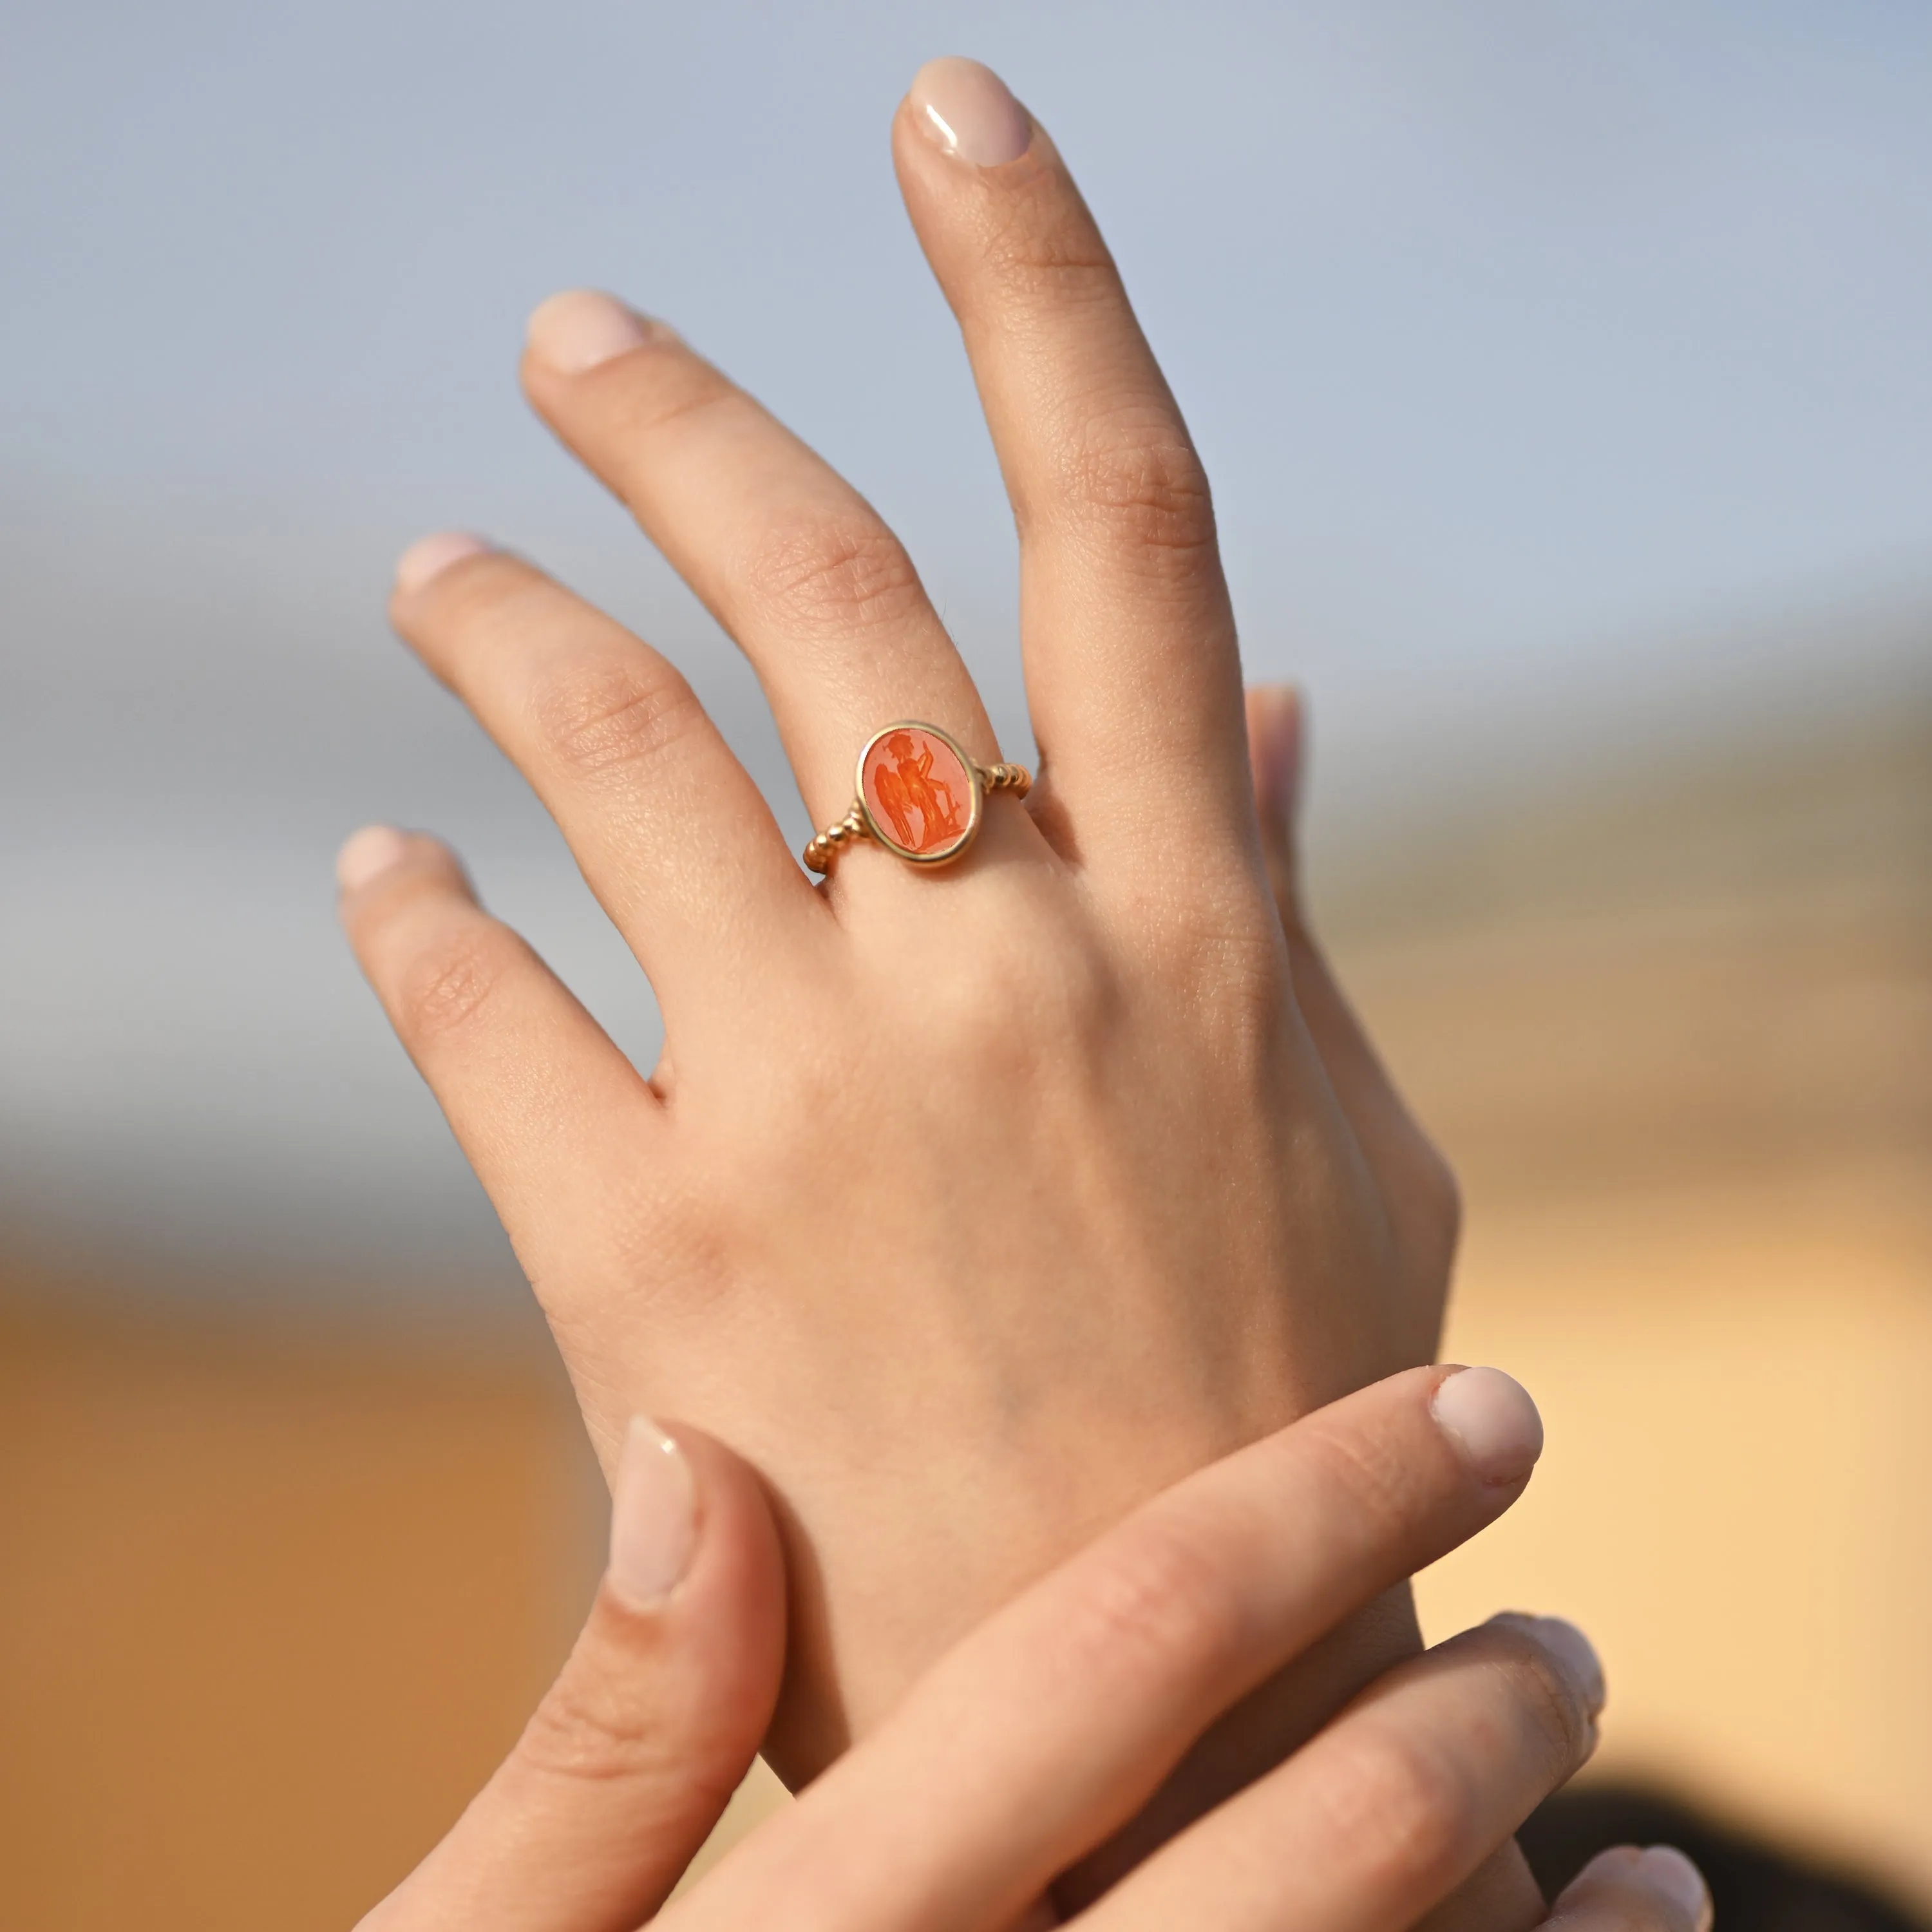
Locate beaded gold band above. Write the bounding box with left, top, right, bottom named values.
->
left=804, top=722, right=1032, bottom=874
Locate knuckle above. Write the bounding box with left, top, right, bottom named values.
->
left=439, top=553, right=538, bottom=630
left=623, top=353, right=739, bottom=440
left=737, top=512, right=927, bottom=637
left=392, top=546, right=523, bottom=640
left=395, top=922, right=511, bottom=1046
left=1057, top=426, right=1218, bottom=562
left=1203, top=927, right=1296, bottom=1061
left=1323, top=1727, right=1472, bottom=1894
left=609, top=1195, right=733, bottom=1318
left=1518, top=1647, right=1596, bottom=1770
left=1143, top=899, right=1294, bottom=1078
left=1299, top=1410, right=1430, bottom=1546
left=976, top=182, right=1120, bottom=298
left=1482, top=1622, right=1596, bottom=1775
left=1053, top=1518, right=1245, bottom=1690
left=922, top=913, right=1120, bottom=1072
left=516, top=1665, right=660, bottom=1789
left=527, top=654, right=702, bottom=786
left=1128, top=866, right=1287, bottom=1003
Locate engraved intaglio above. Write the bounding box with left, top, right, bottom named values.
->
left=861, top=725, right=978, bottom=861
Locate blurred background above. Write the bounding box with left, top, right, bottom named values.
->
left=3, top=3, right=1928, bottom=1925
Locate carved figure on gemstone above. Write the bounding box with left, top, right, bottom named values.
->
left=873, top=730, right=965, bottom=851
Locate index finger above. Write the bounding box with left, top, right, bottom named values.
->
left=662, top=1365, right=1545, bottom=1932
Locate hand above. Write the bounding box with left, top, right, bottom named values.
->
left=338, top=53, right=1457, bottom=1870
left=362, top=1368, right=1710, bottom=1932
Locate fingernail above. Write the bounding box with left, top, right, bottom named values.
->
left=394, top=531, right=491, bottom=594
left=1586, top=1846, right=1645, bottom=1875
left=608, top=1416, right=696, bottom=1609
left=909, top=57, right=1032, bottom=167
left=1535, top=1615, right=1606, bottom=1716
left=526, top=289, right=654, bottom=375
left=1636, top=1846, right=1712, bottom=1931
left=1249, top=685, right=1303, bottom=823
left=1494, top=1612, right=1606, bottom=1718
left=336, top=825, right=410, bottom=892
left=1431, top=1366, right=1544, bottom=1484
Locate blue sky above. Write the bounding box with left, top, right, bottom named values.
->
left=4, top=2, right=1929, bottom=1298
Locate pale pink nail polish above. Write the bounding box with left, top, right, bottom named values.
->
left=1637, top=1847, right=1712, bottom=1931
left=395, top=531, right=491, bottom=594
left=336, top=825, right=409, bottom=892
left=909, top=57, right=1032, bottom=167
left=608, top=1416, right=696, bottom=1609
left=1585, top=1846, right=1645, bottom=1875
left=1430, top=1366, right=1544, bottom=1484
left=526, top=289, right=653, bottom=375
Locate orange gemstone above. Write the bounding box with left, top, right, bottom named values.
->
left=862, top=726, right=975, bottom=858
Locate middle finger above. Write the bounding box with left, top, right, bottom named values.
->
left=521, top=290, right=1001, bottom=831
left=893, top=60, right=1253, bottom=867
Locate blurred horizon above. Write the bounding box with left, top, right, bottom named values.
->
left=6, top=9, right=1932, bottom=1925
left=5, top=1, right=1931, bottom=1300
left=5, top=468, right=1925, bottom=1304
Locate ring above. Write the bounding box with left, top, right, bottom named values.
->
left=804, top=722, right=1032, bottom=873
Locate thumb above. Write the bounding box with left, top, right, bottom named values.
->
left=359, top=1417, right=787, bottom=1932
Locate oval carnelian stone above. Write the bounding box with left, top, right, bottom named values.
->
left=861, top=726, right=976, bottom=859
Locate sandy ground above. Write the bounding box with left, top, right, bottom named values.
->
left=3, top=702, right=1925, bottom=1926
left=0, top=1307, right=596, bottom=1930
left=1354, top=704, right=1932, bottom=1900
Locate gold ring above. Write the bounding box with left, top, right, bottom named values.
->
left=804, top=722, right=1031, bottom=874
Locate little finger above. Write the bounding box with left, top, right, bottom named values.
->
left=1083, top=1613, right=1605, bottom=1932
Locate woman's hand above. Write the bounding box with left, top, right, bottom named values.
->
left=341, top=49, right=1459, bottom=1781
left=361, top=1368, right=1711, bottom=1932
left=358, top=1420, right=784, bottom=1932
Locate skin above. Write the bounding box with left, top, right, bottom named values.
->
left=342, top=55, right=1496, bottom=1911
left=361, top=1370, right=1711, bottom=1932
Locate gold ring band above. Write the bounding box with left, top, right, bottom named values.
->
left=804, top=722, right=1032, bottom=874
